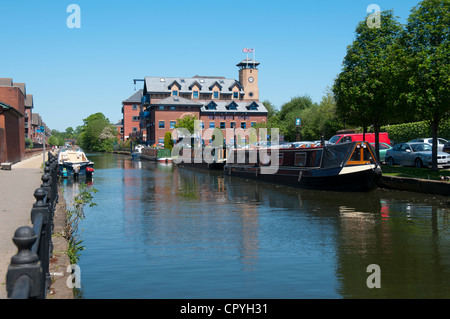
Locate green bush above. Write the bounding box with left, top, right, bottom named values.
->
left=381, top=120, right=450, bottom=143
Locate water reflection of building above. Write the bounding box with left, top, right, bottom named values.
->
left=135, top=165, right=260, bottom=271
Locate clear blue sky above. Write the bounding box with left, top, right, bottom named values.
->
left=0, top=0, right=421, bottom=132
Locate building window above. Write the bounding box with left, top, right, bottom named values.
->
left=213, top=91, right=219, bottom=99
left=233, top=92, right=239, bottom=99
left=172, top=90, right=178, bottom=96
left=132, top=104, right=138, bottom=110
left=193, top=91, right=199, bottom=99
left=220, top=122, right=226, bottom=129
left=241, top=122, right=246, bottom=129
left=251, top=122, right=256, bottom=127
left=159, top=138, right=164, bottom=144
left=132, top=127, right=138, bottom=132
left=209, top=122, right=215, bottom=129
left=159, top=121, right=165, bottom=129
left=200, top=121, right=205, bottom=129
left=158, top=106, right=164, bottom=110
left=230, top=122, right=236, bottom=128
left=132, top=116, right=140, bottom=121
left=170, top=106, right=176, bottom=110
left=170, top=121, right=176, bottom=129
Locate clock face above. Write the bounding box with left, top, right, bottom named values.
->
left=248, top=76, right=254, bottom=83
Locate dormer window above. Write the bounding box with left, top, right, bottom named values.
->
left=226, top=101, right=238, bottom=110
left=172, top=90, right=178, bottom=96
left=213, top=91, right=219, bottom=99
left=233, top=92, right=239, bottom=99
left=193, top=91, right=199, bottom=99
left=246, top=102, right=259, bottom=110
left=205, top=101, right=217, bottom=110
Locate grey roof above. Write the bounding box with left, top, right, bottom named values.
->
left=144, top=76, right=244, bottom=94
left=13, top=83, right=26, bottom=95
left=25, top=94, right=33, bottom=108
left=0, top=78, right=13, bottom=86
left=122, top=89, right=143, bottom=103
left=200, top=101, right=267, bottom=114
left=31, top=113, right=41, bottom=126
left=152, top=96, right=203, bottom=107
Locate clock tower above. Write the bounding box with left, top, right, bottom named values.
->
left=237, top=58, right=260, bottom=101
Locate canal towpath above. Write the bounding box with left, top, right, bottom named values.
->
left=0, top=153, right=47, bottom=298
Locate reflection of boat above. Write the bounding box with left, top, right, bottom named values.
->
left=157, top=157, right=173, bottom=164
left=58, top=147, right=94, bottom=179
left=224, top=141, right=382, bottom=192
left=131, top=145, right=144, bottom=159
left=175, top=137, right=227, bottom=170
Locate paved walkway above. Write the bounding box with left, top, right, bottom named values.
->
left=0, top=153, right=47, bottom=299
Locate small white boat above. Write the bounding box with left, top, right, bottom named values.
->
left=58, top=147, right=94, bottom=178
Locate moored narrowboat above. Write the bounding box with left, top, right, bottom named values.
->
left=224, top=141, right=382, bottom=192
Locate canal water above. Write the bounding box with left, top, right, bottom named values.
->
left=61, top=152, right=450, bottom=299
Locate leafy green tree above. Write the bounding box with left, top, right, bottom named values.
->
left=174, top=115, right=198, bottom=134
left=79, top=112, right=117, bottom=152
left=164, top=131, right=174, bottom=150
left=262, top=100, right=278, bottom=119
left=395, top=0, right=450, bottom=170
left=333, top=10, right=403, bottom=160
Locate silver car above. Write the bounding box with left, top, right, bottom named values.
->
left=408, top=138, right=448, bottom=152
left=385, top=142, right=450, bottom=168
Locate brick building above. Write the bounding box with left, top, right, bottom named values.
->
left=0, top=79, right=26, bottom=161
left=121, top=89, right=143, bottom=141
left=139, top=58, right=267, bottom=146
left=0, top=101, right=23, bottom=164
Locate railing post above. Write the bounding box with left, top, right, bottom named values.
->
left=31, top=187, right=52, bottom=294
left=6, top=226, right=43, bottom=299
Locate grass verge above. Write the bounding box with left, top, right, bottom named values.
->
left=381, top=164, right=450, bottom=181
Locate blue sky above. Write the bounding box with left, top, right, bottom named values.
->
left=0, top=0, right=421, bottom=132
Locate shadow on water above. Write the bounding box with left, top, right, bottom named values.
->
left=61, top=153, right=450, bottom=298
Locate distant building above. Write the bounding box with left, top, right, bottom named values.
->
left=139, top=58, right=267, bottom=146
left=121, top=89, right=143, bottom=141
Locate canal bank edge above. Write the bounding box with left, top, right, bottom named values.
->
left=378, top=175, right=450, bottom=197
left=48, top=188, right=74, bottom=299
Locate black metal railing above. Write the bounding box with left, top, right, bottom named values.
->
left=6, top=152, right=59, bottom=299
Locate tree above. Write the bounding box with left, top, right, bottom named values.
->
left=174, top=115, right=198, bottom=134
left=278, top=95, right=317, bottom=141
left=79, top=112, right=117, bottom=152
left=333, top=10, right=403, bottom=160
left=164, top=131, right=174, bottom=150
left=262, top=100, right=278, bottom=119
left=396, top=0, right=450, bottom=170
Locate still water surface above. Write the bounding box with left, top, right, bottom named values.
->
left=61, top=152, right=450, bottom=299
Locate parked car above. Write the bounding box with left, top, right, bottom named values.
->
left=329, top=133, right=391, bottom=145
left=385, top=142, right=450, bottom=168
left=408, top=138, right=448, bottom=152
left=370, top=142, right=392, bottom=163
left=444, top=141, right=450, bottom=154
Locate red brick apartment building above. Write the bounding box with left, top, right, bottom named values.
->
left=121, top=89, right=143, bottom=141
left=133, top=58, right=267, bottom=145
left=0, top=78, right=49, bottom=164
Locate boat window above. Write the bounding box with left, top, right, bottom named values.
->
left=278, top=153, right=284, bottom=166
left=347, top=143, right=376, bottom=165
left=294, top=152, right=307, bottom=166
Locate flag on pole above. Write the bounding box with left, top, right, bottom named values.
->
left=243, top=48, right=254, bottom=53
